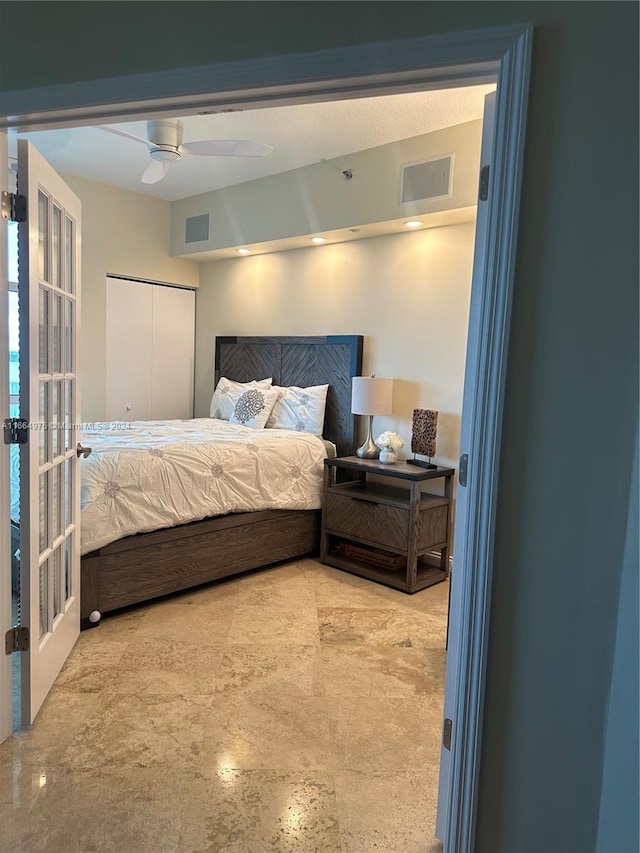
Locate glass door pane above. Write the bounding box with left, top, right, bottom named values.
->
left=52, top=205, right=62, bottom=289
left=64, top=215, right=74, bottom=293
left=38, top=191, right=49, bottom=283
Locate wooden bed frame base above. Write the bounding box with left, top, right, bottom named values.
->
left=80, top=509, right=320, bottom=629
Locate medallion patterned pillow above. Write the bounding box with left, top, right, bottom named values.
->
left=209, top=377, right=273, bottom=420
left=266, top=384, right=329, bottom=435
left=228, top=387, right=280, bottom=429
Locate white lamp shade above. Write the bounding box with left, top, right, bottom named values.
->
left=351, top=376, right=394, bottom=415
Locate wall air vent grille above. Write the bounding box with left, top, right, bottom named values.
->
left=185, top=213, right=210, bottom=244
left=401, top=155, right=453, bottom=204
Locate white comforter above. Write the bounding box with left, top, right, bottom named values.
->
left=79, top=418, right=329, bottom=554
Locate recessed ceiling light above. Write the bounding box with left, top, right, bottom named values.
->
left=404, top=220, right=423, bottom=229
left=236, top=248, right=251, bottom=255
left=310, top=236, right=327, bottom=244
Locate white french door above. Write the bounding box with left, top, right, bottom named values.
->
left=17, top=139, right=82, bottom=725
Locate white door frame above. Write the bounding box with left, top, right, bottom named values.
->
left=0, top=24, right=532, bottom=851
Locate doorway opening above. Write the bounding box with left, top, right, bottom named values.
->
left=6, top=80, right=494, bottom=728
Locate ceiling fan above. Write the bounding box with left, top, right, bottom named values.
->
left=98, top=119, right=273, bottom=184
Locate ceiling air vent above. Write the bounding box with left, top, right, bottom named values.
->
left=401, top=155, right=453, bottom=204
left=185, top=213, right=210, bottom=244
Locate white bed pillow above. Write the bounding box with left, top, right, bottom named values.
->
left=209, top=377, right=272, bottom=420
left=228, top=386, right=280, bottom=429
left=266, top=384, right=329, bottom=435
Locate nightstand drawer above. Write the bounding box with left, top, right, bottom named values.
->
left=325, top=491, right=408, bottom=551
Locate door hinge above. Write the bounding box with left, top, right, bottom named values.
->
left=1, top=190, right=27, bottom=223
left=478, top=164, right=490, bottom=201
left=459, top=453, right=468, bottom=487
left=443, top=717, right=453, bottom=751
left=3, top=418, right=28, bottom=445
left=5, top=625, right=29, bottom=655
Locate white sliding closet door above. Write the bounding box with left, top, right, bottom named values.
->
left=151, top=284, right=195, bottom=420
left=105, top=276, right=195, bottom=422
left=106, top=278, right=153, bottom=421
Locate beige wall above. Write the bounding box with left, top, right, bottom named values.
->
left=195, top=222, right=475, bottom=472
left=63, top=175, right=200, bottom=421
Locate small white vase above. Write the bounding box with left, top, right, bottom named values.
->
left=378, top=447, right=398, bottom=464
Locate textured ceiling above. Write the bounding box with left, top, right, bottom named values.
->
left=9, top=85, right=495, bottom=203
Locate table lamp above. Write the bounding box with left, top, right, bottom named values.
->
left=351, top=375, right=394, bottom=458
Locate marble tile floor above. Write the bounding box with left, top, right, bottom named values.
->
left=0, top=558, right=448, bottom=853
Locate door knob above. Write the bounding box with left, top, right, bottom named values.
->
left=76, top=443, right=92, bottom=459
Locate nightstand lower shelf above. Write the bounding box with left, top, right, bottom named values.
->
left=324, top=537, right=447, bottom=593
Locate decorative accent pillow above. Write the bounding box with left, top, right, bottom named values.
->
left=228, top=387, right=280, bottom=429
left=209, top=377, right=272, bottom=420
left=266, top=384, right=329, bottom=435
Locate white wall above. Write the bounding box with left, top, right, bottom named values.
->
left=62, top=175, right=200, bottom=421
left=195, top=222, right=475, bottom=472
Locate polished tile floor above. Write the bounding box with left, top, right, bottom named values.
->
left=1, top=558, right=448, bottom=852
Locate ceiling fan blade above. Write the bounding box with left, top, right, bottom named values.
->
left=98, top=125, right=150, bottom=147
left=141, top=160, right=170, bottom=184
left=181, top=140, right=273, bottom=157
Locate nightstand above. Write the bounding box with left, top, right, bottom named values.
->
left=320, top=456, right=455, bottom=593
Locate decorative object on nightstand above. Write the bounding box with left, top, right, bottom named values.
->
left=407, top=408, right=438, bottom=469
left=351, top=375, right=394, bottom=459
left=375, top=430, right=405, bottom=464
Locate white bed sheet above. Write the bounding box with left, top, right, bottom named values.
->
left=11, top=419, right=330, bottom=555
left=79, top=418, right=329, bottom=554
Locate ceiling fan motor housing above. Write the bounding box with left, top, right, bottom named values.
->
left=147, top=119, right=183, bottom=162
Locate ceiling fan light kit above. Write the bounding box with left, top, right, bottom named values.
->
left=150, top=148, right=181, bottom=163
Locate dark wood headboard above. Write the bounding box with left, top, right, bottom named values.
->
left=215, top=335, right=363, bottom=457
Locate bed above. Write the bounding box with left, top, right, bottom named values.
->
left=79, top=335, right=363, bottom=628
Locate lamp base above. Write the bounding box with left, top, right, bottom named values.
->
left=407, top=458, right=437, bottom=470
left=356, top=415, right=379, bottom=458
left=356, top=442, right=379, bottom=459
